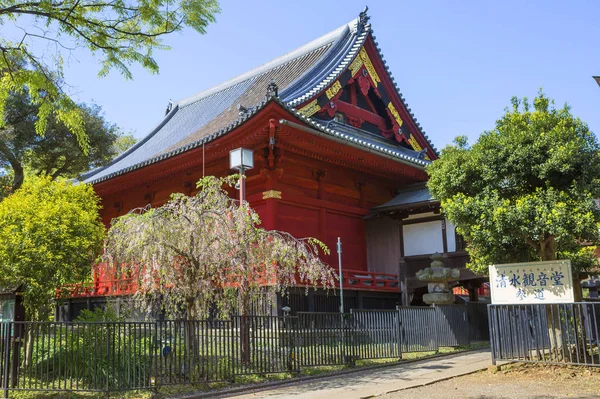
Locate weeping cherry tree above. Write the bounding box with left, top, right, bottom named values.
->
left=104, top=175, right=336, bottom=320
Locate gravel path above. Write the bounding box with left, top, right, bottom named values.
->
left=382, top=363, right=600, bottom=399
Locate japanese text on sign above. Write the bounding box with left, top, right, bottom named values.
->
left=489, top=260, right=574, bottom=304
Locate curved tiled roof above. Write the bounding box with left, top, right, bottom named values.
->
left=83, top=10, right=432, bottom=185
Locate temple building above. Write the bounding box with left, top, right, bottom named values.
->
left=57, top=9, right=486, bottom=319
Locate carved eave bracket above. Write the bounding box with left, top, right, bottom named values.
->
left=113, top=201, right=123, bottom=215
left=354, top=180, right=367, bottom=208
left=312, top=169, right=327, bottom=200
left=144, top=192, right=156, bottom=206
left=183, top=181, right=194, bottom=196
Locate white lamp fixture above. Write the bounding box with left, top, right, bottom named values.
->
left=229, top=147, right=254, bottom=171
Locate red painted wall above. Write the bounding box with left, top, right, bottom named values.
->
left=94, top=105, right=425, bottom=274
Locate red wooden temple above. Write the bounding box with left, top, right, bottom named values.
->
left=57, top=9, right=486, bottom=319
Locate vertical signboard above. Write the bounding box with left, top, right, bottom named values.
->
left=489, top=260, right=574, bottom=304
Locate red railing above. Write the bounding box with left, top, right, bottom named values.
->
left=453, top=283, right=490, bottom=297
left=56, top=278, right=139, bottom=299
left=340, top=270, right=399, bottom=292
left=57, top=264, right=400, bottom=299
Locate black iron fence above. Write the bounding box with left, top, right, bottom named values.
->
left=488, top=302, right=600, bottom=366
left=1, top=305, right=485, bottom=396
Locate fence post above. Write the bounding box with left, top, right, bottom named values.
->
left=283, top=312, right=296, bottom=373
left=487, top=305, right=496, bottom=365
left=105, top=323, right=110, bottom=396
left=396, top=308, right=402, bottom=360
left=464, top=305, right=470, bottom=345
left=152, top=321, right=158, bottom=395
left=433, top=305, right=440, bottom=354
left=2, top=323, right=11, bottom=399
left=9, top=324, right=20, bottom=390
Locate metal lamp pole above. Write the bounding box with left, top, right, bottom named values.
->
left=239, top=165, right=245, bottom=204
left=337, top=237, right=344, bottom=314
left=229, top=147, right=253, bottom=363
left=337, top=237, right=346, bottom=362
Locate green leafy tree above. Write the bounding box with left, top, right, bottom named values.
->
left=0, top=91, right=136, bottom=194
left=0, top=176, right=104, bottom=320
left=113, top=132, right=138, bottom=155
left=0, top=0, right=220, bottom=150
left=427, top=92, right=600, bottom=288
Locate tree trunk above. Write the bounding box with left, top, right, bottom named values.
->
left=539, top=236, right=558, bottom=262
left=546, top=304, right=564, bottom=360
left=0, top=138, right=24, bottom=192
left=185, top=298, right=199, bottom=375
left=23, top=325, right=35, bottom=368
left=11, top=162, right=24, bottom=193
left=240, top=295, right=251, bottom=364
left=573, top=272, right=583, bottom=303
left=539, top=237, right=564, bottom=359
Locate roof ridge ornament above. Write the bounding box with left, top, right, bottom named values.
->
left=165, top=99, right=173, bottom=116
left=358, top=6, right=370, bottom=32
left=267, top=79, right=279, bottom=98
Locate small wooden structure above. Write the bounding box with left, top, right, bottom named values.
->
left=0, top=287, right=24, bottom=323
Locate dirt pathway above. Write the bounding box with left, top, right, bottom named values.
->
left=383, top=363, right=600, bottom=399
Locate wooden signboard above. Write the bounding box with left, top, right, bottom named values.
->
left=489, top=260, right=574, bottom=304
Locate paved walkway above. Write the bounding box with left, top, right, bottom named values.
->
left=224, top=349, right=492, bottom=399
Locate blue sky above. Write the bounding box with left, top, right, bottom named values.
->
left=8, top=0, right=600, bottom=150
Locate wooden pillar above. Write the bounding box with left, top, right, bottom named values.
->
left=441, top=219, right=448, bottom=253
left=467, top=284, right=479, bottom=302
left=398, top=219, right=410, bottom=307
left=262, top=195, right=279, bottom=230
left=13, top=292, right=24, bottom=322
left=67, top=299, right=73, bottom=322
left=399, top=258, right=410, bottom=307
left=260, top=168, right=282, bottom=231
left=398, top=218, right=405, bottom=258
left=313, top=169, right=327, bottom=200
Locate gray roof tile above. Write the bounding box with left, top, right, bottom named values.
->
left=372, top=183, right=436, bottom=211
left=83, top=10, right=431, bottom=185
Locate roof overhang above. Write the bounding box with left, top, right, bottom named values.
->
left=89, top=97, right=430, bottom=189
left=369, top=183, right=439, bottom=215
left=279, top=118, right=428, bottom=170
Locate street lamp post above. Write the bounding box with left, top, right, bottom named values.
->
left=229, top=147, right=254, bottom=204
left=229, top=147, right=254, bottom=363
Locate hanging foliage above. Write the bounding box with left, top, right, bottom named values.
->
left=104, top=175, right=336, bottom=319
